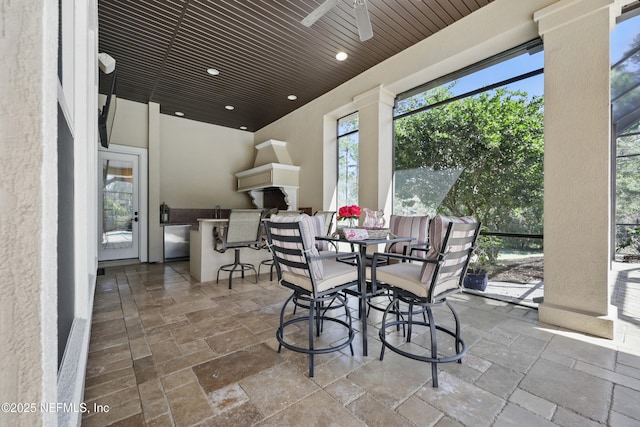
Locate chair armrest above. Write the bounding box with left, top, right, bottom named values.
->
left=371, top=251, right=437, bottom=267
left=315, top=236, right=338, bottom=243
left=312, top=250, right=359, bottom=264
left=408, top=243, right=429, bottom=256
left=316, top=235, right=354, bottom=253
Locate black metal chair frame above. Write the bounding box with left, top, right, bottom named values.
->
left=372, top=220, right=480, bottom=387
left=265, top=220, right=359, bottom=377
left=313, top=210, right=338, bottom=252
left=366, top=241, right=430, bottom=317
left=257, top=256, right=276, bottom=281
left=366, top=232, right=431, bottom=319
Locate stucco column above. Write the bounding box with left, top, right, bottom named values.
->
left=0, top=0, right=58, bottom=424
left=534, top=0, right=620, bottom=338
left=148, top=102, right=163, bottom=262
left=354, top=85, right=395, bottom=218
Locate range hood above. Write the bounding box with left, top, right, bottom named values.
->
left=235, top=139, right=300, bottom=210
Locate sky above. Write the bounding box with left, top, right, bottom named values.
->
left=449, top=13, right=639, bottom=100
left=611, top=14, right=640, bottom=64
left=396, top=13, right=639, bottom=116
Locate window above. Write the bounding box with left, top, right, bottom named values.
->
left=613, top=10, right=640, bottom=256
left=393, top=40, right=544, bottom=268
left=337, top=112, right=359, bottom=208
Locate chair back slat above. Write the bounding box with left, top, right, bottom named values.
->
left=310, top=215, right=329, bottom=251
left=265, top=215, right=324, bottom=283
left=265, top=221, right=309, bottom=279
left=271, top=247, right=309, bottom=272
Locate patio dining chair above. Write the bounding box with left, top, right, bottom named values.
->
left=265, top=214, right=360, bottom=377
left=384, top=214, right=430, bottom=259
left=366, top=215, right=430, bottom=315
left=370, top=215, right=480, bottom=387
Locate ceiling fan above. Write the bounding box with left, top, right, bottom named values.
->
left=301, top=0, right=374, bottom=41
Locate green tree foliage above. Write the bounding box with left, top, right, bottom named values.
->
left=612, top=31, right=640, bottom=127
left=613, top=27, right=640, bottom=252
left=338, top=134, right=359, bottom=207
left=102, top=180, right=133, bottom=232
left=395, top=87, right=545, bottom=253
left=337, top=113, right=360, bottom=208
left=616, top=135, right=640, bottom=224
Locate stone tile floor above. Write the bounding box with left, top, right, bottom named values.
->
left=82, top=261, right=640, bottom=426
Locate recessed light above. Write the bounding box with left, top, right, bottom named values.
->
left=287, top=95, right=297, bottom=101
left=207, top=68, right=220, bottom=75
left=225, top=105, right=234, bottom=110
left=175, top=111, right=185, bottom=116
left=336, top=51, right=348, bottom=61
left=240, top=126, right=247, bottom=130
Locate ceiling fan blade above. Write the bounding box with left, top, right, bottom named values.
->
left=301, top=0, right=340, bottom=27
left=353, top=0, right=373, bottom=41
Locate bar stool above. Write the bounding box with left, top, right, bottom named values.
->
left=214, top=209, right=263, bottom=289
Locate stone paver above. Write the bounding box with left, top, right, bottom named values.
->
left=83, top=261, right=640, bottom=426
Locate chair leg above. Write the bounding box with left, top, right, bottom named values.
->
left=258, top=258, right=275, bottom=281
left=448, top=301, right=463, bottom=363
left=426, top=306, right=438, bottom=387
left=308, top=298, right=315, bottom=377
left=277, top=293, right=295, bottom=354
left=406, top=301, right=414, bottom=343
left=229, top=249, right=239, bottom=288
left=315, top=302, right=322, bottom=337
left=276, top=290, right=354, bottom=379
left=217, top=249, right=257, bottom=289
left=339, top=293, right=355, bottom=356
left=379, top=295, right=399, bottom=361
left=378, top=296, right=466, bottom=388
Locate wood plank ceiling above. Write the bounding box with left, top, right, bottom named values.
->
left=98, top=0, right=494, bottom=131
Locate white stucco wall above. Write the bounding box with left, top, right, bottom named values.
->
left=104, top=96, right=150, bottom=149
left=0, top=0, right=59, bottom=425
left=159, top=115, right=255, bottom=209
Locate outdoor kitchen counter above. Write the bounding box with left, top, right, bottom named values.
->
left=189, top=218, right=268, bottom=283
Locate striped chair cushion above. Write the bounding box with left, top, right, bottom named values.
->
left=309, top=215, right=329, bottom=251
left=420, top=215, right=477, bottom=284
left=385, top=215, right=429, bottom=257
left=268, top=214, right=324, bottom=280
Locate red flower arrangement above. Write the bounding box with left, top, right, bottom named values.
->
left=337, top=205, right=361, bottom=221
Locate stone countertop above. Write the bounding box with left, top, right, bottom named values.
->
left=193, top=218, right=228, bottom=231
left=161, top=222, right=200, bottom=230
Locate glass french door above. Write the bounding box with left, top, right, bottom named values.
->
left=98, top=150, right=140, bottom=261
